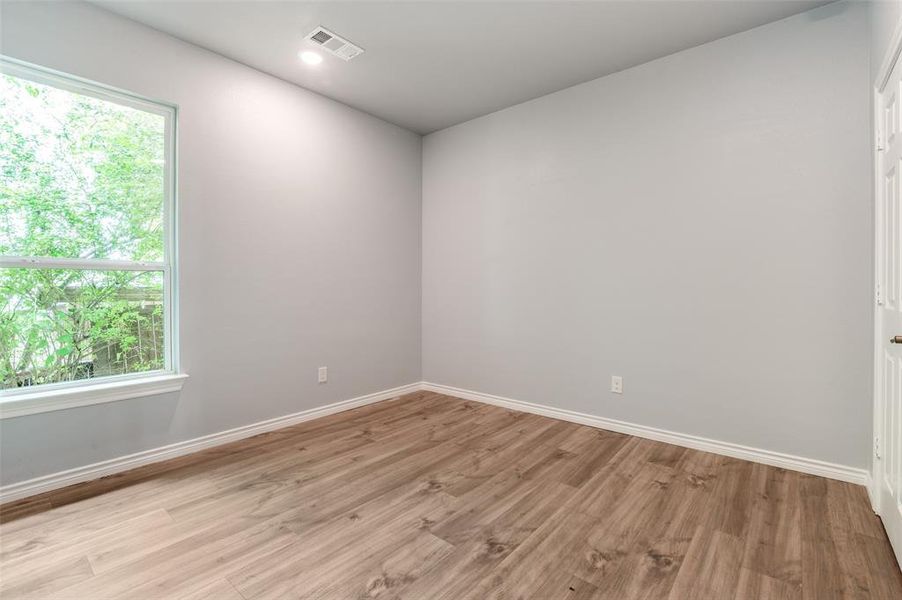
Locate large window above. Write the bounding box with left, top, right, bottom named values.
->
left=0, top=58, right=179, bottom=407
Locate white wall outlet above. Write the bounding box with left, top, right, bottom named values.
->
left=318, top=366, right=328, bottom=384
left=611, top=375, right=623, bottom=394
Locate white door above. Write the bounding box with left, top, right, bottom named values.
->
left=876, top=50, right=902, bottom=567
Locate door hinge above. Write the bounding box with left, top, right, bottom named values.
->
left=877, top=282, right=884, bottom=306
left=875, top=435, right=881, bottom=459
left=877, top=131, right=885, bottom=152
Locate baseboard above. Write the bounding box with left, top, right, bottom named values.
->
left=0, top=382, right=421, bottom=505
left=421, top=382, right=869, bottom=486
left=2, top=379, right=869, bottom=505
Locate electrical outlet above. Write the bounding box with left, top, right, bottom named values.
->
left=318, top=366, right=328, bottom=384
left=611, top=375, right=623, bottom=394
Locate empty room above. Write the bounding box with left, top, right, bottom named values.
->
left=2, top=0, right=902, bottom=598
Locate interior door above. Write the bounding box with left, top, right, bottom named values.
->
left=877, top=52, right=902, bottom=567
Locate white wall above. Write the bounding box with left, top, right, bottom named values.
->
left=0, top=1, right=422, bottom=485
left=422, top=1, right=872, bottom=469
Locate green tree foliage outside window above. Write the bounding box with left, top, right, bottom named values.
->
left=0, top=71, right=170, bottom=389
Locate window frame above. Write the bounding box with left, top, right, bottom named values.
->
left=0, top=56, right=184, bottom=417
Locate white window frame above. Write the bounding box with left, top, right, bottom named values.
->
left=0, top=56, right=186, bottom=418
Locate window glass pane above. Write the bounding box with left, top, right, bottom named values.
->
left=1, top=268, right=165, bottom=389
left=0, top=74, right=165, bottom=261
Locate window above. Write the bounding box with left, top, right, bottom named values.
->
left=0, top=57, right=183, bottom=414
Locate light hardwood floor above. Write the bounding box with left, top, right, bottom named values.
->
left=1, top=391, right=900, bottom=599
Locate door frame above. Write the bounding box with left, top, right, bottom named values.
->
left=872, top=16, right=902, bottom=513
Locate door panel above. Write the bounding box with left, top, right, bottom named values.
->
left=877, top=54, right=902, bottom=567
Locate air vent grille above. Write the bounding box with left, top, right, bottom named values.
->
left=304, top=26, right=364, bottom=61
left=311, top=30, right=333, bottom=44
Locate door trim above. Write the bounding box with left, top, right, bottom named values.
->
left=877, top=16, right=902, bottom=95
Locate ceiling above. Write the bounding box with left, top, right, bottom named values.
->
left=93, top=1, right=833, bottom=134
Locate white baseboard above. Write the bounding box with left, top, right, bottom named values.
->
left=421, top=382, right=869, bottom=486
left=0, top=382, right=421, bottom=505
left=2, top=379, right=869, bottom=505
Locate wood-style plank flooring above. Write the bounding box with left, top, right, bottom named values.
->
left=1, top=391, right=900, bottom=599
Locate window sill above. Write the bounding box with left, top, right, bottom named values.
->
left=0, top=373, right=189, bottom=419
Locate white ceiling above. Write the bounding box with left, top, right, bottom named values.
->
left=93, top=1, right=833, bottom=134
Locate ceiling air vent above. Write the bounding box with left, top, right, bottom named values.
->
left=305, top=26, right=364, bottom=61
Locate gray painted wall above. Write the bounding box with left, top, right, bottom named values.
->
left=422, top=1, right=872, bottom=469
left=0, top=1, right=422, bottom=485
left=0, top=0, right=880, bottom=487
